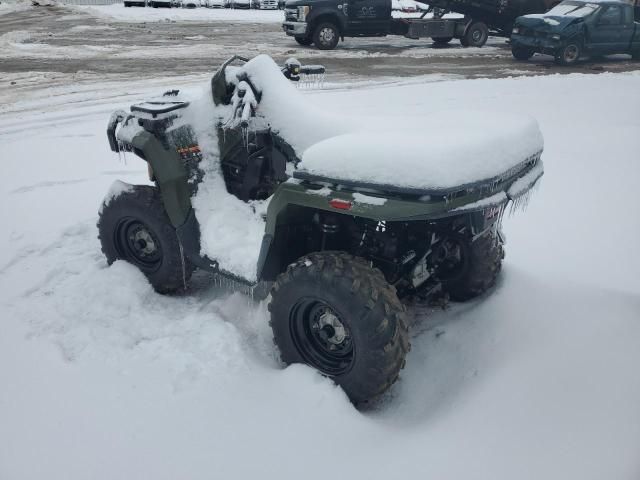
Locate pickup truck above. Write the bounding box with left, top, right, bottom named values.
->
left=283, top=0, right=556, bottom=49
left=511, top=0, right=640, bottom=64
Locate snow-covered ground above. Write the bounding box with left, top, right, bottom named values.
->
left=1, top=69, right=639, bottom=480
left=74, top=3, right=283, bottom=23
left=0, top=1, right=33, bottom=15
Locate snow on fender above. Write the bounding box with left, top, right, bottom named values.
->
left=100, top=180, right=134, bottom=214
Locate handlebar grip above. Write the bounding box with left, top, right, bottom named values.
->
left=299, top=65, right=326, bottom=75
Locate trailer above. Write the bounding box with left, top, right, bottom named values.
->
left=390, top=8, right=495, bottom=47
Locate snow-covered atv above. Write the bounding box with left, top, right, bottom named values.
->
left=100, top=54, right=544, bottom=404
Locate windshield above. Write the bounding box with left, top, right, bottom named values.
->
left=547, top=1, right=600, bottom=17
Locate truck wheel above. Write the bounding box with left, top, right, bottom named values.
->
left=439, top=230, right=503, bottom=302
left=98, top=184, right=194, bottom=294
left=269, top=252, right=410, bottom=405
left=294, top=35, right=313, bottom=46
left=432, top=36, right=453, bottom=46
left=512, top=46, right=534, bottom=61
left=555, top=42, right=581, bottom=65
left=313, top=22, right=339, bottom=50
left=462, top=21, right=489, bottom=47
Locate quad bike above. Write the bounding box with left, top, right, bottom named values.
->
left=100, top=54, right=544, bottom=404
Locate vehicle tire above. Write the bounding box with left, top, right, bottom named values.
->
left=512, top=46, right=534, bottom=61
left=98, top=184, right=194, bottom=294
left=555, top=41, right=582, bottom=65
left=462, top=21, right=489, bottom=47
left=439, top=230, right=504, bottom=302
left=312, top=22, right=340, bottom=50
left=432, top=36, right=453, bottom=46
left=269, top=252, right=410, bottom=404
left=294, top=35, right=313, bottom=46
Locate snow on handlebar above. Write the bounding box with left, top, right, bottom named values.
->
left=232, top=81, right=258, bottom=128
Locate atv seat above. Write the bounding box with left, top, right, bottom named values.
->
left=294, top=116, right=543, bottom=195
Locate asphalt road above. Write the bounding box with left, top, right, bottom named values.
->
left=1, top=4, right=639, bottom=83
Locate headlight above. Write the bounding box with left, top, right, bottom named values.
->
left=297, top=5, right=310, bottom=19
left=512, top=26, right=520, bottom=34
left=551, top=34, right=561, bottom=40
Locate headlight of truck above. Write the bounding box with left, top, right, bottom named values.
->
left=512, top=26, right=520, bottom=34
left=297, top=5, right=310, bottom=19
left=551, top=34, right=561, bottom=40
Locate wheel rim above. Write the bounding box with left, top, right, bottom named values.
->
left=289, top=298, right=354, bottom=376
left=113, top=217, right=163, bottom=272
left=319, top=27, right=335, bottom=45
left=564, top=44, right=579, bottom=62
left=472, top=29, right=483, bottom=43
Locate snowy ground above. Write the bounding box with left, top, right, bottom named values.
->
left=1, top=63, right=639, bottom=479
left=75, top=3, right=284, bottom=23
left=1, top=3, right=638, bottom=82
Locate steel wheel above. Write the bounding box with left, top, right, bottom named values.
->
left=289, top=298, right=354, bottom=376
left=564, top=45, right=579, bottom=63
left=114, top=217, right=163, bottom=272
left=319, top=27, right=334, bottom=44
left=463, top=21, right=489, bottom=48
left=313, top=22, right=339, bottom=50
left=556, top=43, right=582, bottom=65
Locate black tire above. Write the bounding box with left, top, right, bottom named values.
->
left=312, top=22, right=339, bottom=50
left=462, top=21, right=489, bottom=47
left=555, top=41, right=582, bottom=65
left=294, top=35, right=313, bottom=46
left=432, top=36, right=453, bottom=46
left=512, top=46, right=534, bottom=61
left=97, top=184, right=194, bottom=294
left=440, top=230, right=504, bottom=302
left=269, top=252, right=410, bottom=404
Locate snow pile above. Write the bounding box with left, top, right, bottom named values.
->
left=298, top=114, right=543, bottom=190
left=183, top=76, right=269, bottom=282
left=99, top=179, right=134, bottom=213
left=532, top=2, right=599, bottom=17
left=392, top=0, right=428, bottom=11
left=241, top=55, right=349, bottom=153
left=0, top=1, right=32, bottom=15
left=353, top=192, right=387, bottom=206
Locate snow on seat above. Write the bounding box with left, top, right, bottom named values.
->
left=296, top=111, right=544, bottom=193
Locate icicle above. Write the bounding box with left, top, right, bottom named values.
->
left=242, top=126, right=249, bottom=149
left=508, top=183, right=538, bottom=216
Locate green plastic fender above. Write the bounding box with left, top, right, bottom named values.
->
left=127, top=130, right=192, bottom=227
